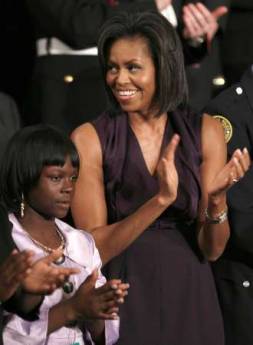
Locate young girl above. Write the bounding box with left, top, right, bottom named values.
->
left=0, top=125, right=128, bottom=345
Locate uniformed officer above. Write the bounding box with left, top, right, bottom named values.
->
left=204, top=65, right=253, bottom=345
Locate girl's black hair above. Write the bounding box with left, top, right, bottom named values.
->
left=0, top=124, right=79, bottom=213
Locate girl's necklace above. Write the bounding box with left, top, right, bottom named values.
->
left=26, top=225, right=66, bottom=264
left=24, top=224, right=74, bottom=294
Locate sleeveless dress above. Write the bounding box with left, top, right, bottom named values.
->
left=92, top=109, right=224, bottom=345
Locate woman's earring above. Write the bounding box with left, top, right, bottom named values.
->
left=20, top=193, right=25, bottom=218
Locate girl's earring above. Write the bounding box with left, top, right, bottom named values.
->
left=20, top=193, right=25, bottom=218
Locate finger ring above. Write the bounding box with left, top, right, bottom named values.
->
left=232, top=178, right=238, bottom=183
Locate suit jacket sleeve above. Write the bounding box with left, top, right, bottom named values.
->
left=25, top=0, right=157, bottom=49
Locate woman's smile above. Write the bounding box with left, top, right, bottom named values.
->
left=115, top=88, right=139, bottom=102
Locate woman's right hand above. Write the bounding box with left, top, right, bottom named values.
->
left=156, top=134, right=180, bottom=205
left=69, top=270, right=129, bottom=321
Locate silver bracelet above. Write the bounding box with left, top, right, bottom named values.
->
left=205, top=208, right=228, bottom=224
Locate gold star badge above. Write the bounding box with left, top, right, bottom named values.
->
left=213, top=115, right=233, bottom=143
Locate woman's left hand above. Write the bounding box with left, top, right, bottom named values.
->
left=208, top=147, right=251, bottom=199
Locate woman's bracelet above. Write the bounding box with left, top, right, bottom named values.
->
left=205, top=207, right=228, bottom=224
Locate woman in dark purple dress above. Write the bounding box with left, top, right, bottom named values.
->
left=71, top=11, right=250, bottom=345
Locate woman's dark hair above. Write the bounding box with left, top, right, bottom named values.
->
left=98, top=10, right=188, bottom=116
left=0, top=124, right=79, bottom=213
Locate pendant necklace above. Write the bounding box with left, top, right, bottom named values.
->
left=24, top=224, right=74, bottom=294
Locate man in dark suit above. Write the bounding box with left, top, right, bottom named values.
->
left=24, top=0, right=228, bottom=134
left=204, top=65, right=253, bottom=345
left=182, top=0, right=230, bottom=111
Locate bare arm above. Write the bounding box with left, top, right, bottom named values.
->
left=198, top=114, right=250, bottom=260
left=71, top=124, right=180, bottom=265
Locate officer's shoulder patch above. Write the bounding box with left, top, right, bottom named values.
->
left=213, top=115, right=233, bottom=143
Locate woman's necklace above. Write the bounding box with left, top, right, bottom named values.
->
left=24, top=224, right=74, bottom=294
